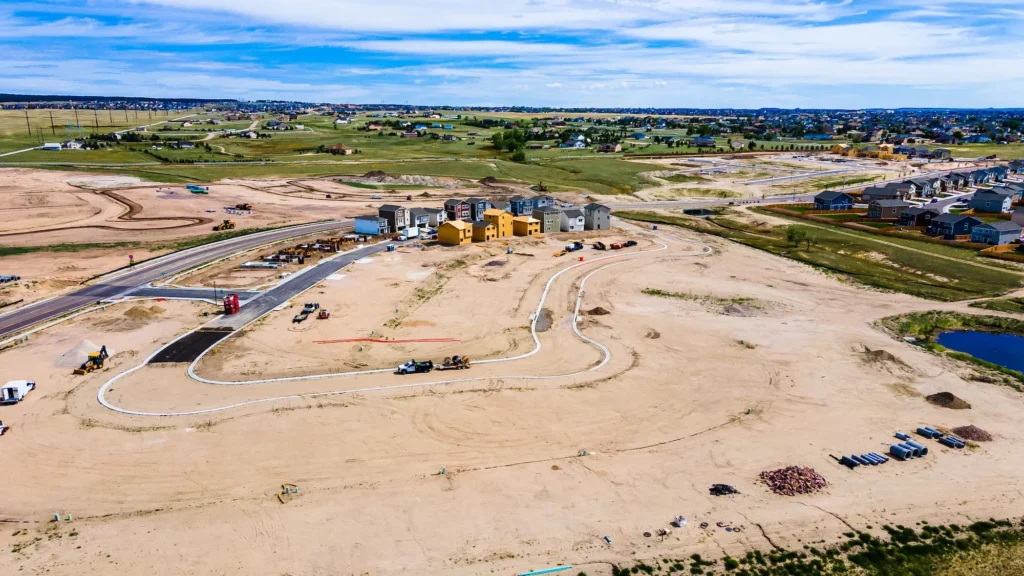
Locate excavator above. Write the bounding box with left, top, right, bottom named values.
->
left=74, top=346, right=108, bottom=375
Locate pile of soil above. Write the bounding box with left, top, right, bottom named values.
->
left=485, top=260, right=506, bottom=267
left=862, top=348, right=911, bottom=370
left=926, top=392, right=971, bottom=410
left=362, top=170, right=386, bottom=179
left=123, top=305, right=165, bottom=320
left=586, top=307, right=611, bottom=316
left=55, top=340, right=114, bottom=368
left=536, top=308, right=553, bottom=332
left=760, top=466, right=827, bottom=496
left=952, top=425, right=992, bottom=442
left=479, top=176, right=500, bottom=185
left=645, top=329, right=661, bottom=339
left=723, top=304, right=756, bottom=317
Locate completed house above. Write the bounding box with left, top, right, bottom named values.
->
left=465, top=197, right=492, bottom=221
left=422, top=207, right=447, bottom=227
left=927, top=213, right=981, bottom=239
left=444, top=198, right=471, bottom=221
left=378, top=205, right=410, bottom=231
left=861, top=182, right=914, bottom=202
left=512, top=216, right=541, bottom=236
left=508, top=196, right=534, bottom=216
left=408, top=208, right=432, bottom=229
left=909, top=177, right=940, bottom=197
left=471, top=220, right=497, bottom=242
left=583, top=203, right=611, bottom=230
left=867, top=200, right=910, bottom=219
left=560, top=209, right=585, bottom=232
left=814, top=191, right=855, bottom=211
left=533, top=206, right=561, bottom=234
left=1011, top=207, right=1024, bottom=228
left=971, top=221, right=1023, bottom=246
left=970, top=191, right=1014, bottom=214
left=354, top=215, right=391, bottom=236
left=482, top=209, right=513, bottom=238
left=898, top=206, right=941, bottom=227
left=598, top=143, right=622, bottom=153
left=531, top=195, right=557, bottom=210
left=437, top=220, right=472, bottom=246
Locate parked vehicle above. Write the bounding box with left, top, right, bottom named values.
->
left=397, top=360, right=434, bottom=375
left=1, top=380, right=36, bottom=405
left=565, top=241, right=584, bottom=253
left=0, top=275, right=20, bottom=283
left=436, top=355, right=471, bottom=371
left=292, top=313, right=307, bottom=324
left=624, top=240, right=638, bottom=247
left=399, top=227, right=420, bottom=240
left=303, top=302, right=320, bottom=314
left=317, top=309, right=330, bottom=320
left=592, top=241, right=607, bottom=250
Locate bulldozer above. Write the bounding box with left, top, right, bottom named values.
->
left=73, top=346, right=108, bottom=375
left=213, top=219, right=236, bottom=231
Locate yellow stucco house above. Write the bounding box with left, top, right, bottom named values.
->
left=482, top=209, right=513, bottom=238
left=471, top=220, right=497, bottom=242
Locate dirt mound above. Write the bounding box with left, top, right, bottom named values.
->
left=926, top=392, right=971, bottom=410
left=952, top=425, right=992, bottom=442
left=862, top=348, right=910, bottom=369
left=55, top=340, right=113, bottom=368
left=586, top=307, right=611, bottom=316
left=419, top=191, right=433, bottom=198
left=479, top=176, right=500, bottom=185
left=363, top=170, right=387, bottom=179
left=124, top=305, right=164, bottom=320
left=645, top=329, right=661, bottom=339
left=485, top=260, right=506, bottom=267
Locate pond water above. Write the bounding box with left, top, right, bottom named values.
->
left=936, top=330, right=1024, bottom=372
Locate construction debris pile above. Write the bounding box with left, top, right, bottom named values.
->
left=760, top=466, right=827, bottom=496
left=952, top=425, right=993, bottom=442
left=709, top=484, right=740, bottom=496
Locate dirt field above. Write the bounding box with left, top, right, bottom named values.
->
left=4, top=216, right=1024, bottom=575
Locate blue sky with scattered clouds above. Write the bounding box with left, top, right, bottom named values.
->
left=2, top=0, right=1023, bottom=107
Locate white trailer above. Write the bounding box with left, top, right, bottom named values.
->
left=400, top=227, right=420, bottom=240
left=1, top=380, right=35, bottom=405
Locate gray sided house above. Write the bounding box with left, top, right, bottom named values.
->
left=931, top=148, right=952, bottom=160
left=927, top=213, right=981, bottom=239
left=465, top=197, right=492, bottom=221
left=861, top=182, right=914, bottom=202
left=532, top=206, right=561, bottom=234
left=378, top=204, right=410, bottom=231
left=909, top=177, right=940, bottom=197
left=560, top=208, right=585, bottom=232
left=354, top=215, right=391, bottom=236
left=969, top=191, right=1013, bottom=214
left=867, top=199, right=910, bottom=219
left=583, top=203, right=610, bottom=230
left=422, top=207, right=447, bottom=227
left=814, top=190, right=854, bottom=211
left=898, top=206, right=941, bottom=227
left=408, top=207, right=432, bottom=229
left=531, top=195, right=557, bottom=210
left=971, top=221, right=1023, bottom=246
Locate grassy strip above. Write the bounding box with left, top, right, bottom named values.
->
left=641, top=287, right=763, bottom=308
left=612, top=519, right=1024, bottom=576
left=616, top=211, right=1022, bottom=301
left=970, top=297, right=1024, bottom=315
left=0, top=241, right=143, bottom=257
left=945, top=352, right=1024, bottom=391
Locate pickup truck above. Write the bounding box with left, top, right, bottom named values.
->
left=397, top=360, right=433, bottom=375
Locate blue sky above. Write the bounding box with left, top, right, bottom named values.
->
left=2, top=0, right=1023, bottom=108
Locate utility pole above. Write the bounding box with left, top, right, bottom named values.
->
left=124, top=108, right=129, bottom=123
left=94, top=109, right=99, bottom=130
left=24, top=110, right=31, bottom=135
left=49, top=110, right=56, bottom=135
left=73, top=107, right=80, bottom=133
left=108, top=108, right=113, bottom=124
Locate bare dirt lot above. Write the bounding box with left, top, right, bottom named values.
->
left=4, top=218, right=1024, bottom=575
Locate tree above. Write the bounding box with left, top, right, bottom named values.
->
left=510, top=149, right=526, bottom=162
left=785, top=225, right=808, bottom=247
left=747, top=140, right=757, bottom=151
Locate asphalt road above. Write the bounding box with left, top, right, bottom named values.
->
left=127, top=287, right=263, bottom=301
left=0, top=220, right=351, bottom=339
left=207, top=240, right=395, bottom=330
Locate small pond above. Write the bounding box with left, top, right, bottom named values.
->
left=936, top=330, right=1024, bottom=373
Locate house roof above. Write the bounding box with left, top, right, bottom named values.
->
left=466, top=197, right=488, bottom=204
left=422, top=207, right=443, bottom=214
left=483, top=208, right=509, bottom=217
left=871, top=199, right=910, bottom=208
left=409, top=207, right=429, bottom=217
left=815, top=190, right=851, bottom=201
left=440, top=220, right=471, bottom=231
left=932, top=213, right=978, bottom=225
left=563, top=209, right=583, bottom=218
left=533, top=206, right=561, bottom=214
left=902, top=206, right=940, bottom=216
left=509, top=195, right=529, bottom=202
left=444, top=198, right=467, bottom=208
left=976, top=221, right=1022, bottom=233
left=471, top=220, right=495, bottom=229
left=378, top=204, right=405, bottom=213
left=584, top=203, right=610, bottom=212
left=354, top=214, right=385, bottom=222
left=512, top=216, right=540, bottom=223
left=973, top=191, right=1012, bottom=200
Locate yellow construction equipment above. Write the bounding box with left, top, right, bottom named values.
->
left=213, top=220, right=236, bottom=231
left=277, top=483, right=300, bottom=504
left=73, top=346, right=109, bottom=375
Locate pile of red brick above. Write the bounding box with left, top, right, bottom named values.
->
left=760, top=466, right=827, bottom=496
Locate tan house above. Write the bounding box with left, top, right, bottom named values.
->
left=512, top=216, right=541, bottom=236
left=482, top=208, right=513, bottom=238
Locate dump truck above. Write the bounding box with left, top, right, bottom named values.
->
left=397, top=360, right=433, bottom=375
left=592, top=241, right=607, bottom=251
left=436, top=355, right=471, bottom=371
left=223, top=293, right=240, bottom=315
left=609, top=243, right=622, bottom=250
left=73, top=346, right=108, bottom=375
left=213, top=220, right=236, bottom=231
left=1, top=380, right=35, bottom=405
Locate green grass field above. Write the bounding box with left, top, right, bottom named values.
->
left=616, top=211, right=1023, bottom=301
left=0, top=108, right=199, bottom=154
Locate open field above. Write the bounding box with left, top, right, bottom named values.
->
left=0, top=108, right=198, bottom=154
left=5, top=219, right=1024, bottom=574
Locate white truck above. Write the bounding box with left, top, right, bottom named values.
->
left=399, top=227, right=420, bottom=240
left=1, top=380, right=35, bottom=405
